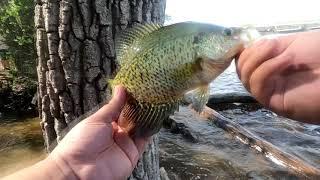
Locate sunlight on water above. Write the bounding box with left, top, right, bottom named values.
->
left=0, top=116, right=45, bottom=177
left=0, top=146, right=46, bottom=177
left=160, top=105, right=320, bottom=179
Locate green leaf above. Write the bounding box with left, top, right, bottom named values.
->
left=0, top=0, right=36, bottom=78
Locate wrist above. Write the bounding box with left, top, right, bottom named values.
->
left=2, top=155, right=78, bottom=180
left=45, top=155, right=79, bottom=180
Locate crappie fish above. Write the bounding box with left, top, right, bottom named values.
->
left=111, top=22, right=259, bottom=137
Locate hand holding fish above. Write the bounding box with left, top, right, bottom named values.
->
left=3, top=86, right=148, bottom=180
left=236, top=30, right=320, bottom=124
left=49, top=86, right=148, bottom=180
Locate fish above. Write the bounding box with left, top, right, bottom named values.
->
left=110, top=22, right=260, bottom=137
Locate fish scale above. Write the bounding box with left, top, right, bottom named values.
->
left=111, top=22, right=259, bottom=137
left=118, top=38, right=196, bottom=104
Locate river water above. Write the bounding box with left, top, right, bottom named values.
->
left=0, top=62, right=319, bottom=179
left=159, top=62, right=320, bottom=179
left=0, top=115, right=45, bottom=176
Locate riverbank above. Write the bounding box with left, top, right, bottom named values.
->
left=0, top=73, right=37, bottom=115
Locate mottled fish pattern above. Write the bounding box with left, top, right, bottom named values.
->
left=111, top=22, right=259, bottom=137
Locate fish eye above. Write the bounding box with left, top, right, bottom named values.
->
left=223, top=28, right=232, bottom=36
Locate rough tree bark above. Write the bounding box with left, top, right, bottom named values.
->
left=35, top=0, right=166, bottom=179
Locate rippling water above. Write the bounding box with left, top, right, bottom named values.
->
left=0, top=62, right=319, bottom=179
left=210, top=61, right=248, bottom=95
left=159, top=62, right=320, bottom=179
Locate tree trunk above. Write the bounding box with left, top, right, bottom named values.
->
left=35, top=0, right=166, bottom=179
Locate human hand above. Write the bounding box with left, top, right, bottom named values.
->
left=48, top=86, right=149, bottom=180
left=236, top=31, right=320, bottom=124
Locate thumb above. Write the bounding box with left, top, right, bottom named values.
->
left=91, top=86, right=127, bottom=123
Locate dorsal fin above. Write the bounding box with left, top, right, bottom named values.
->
left=115, top=23, right=162, bottom=65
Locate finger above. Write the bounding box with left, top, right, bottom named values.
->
left=91, top=86, right=127, bottom=123
left=114, top=127, right=140, bottom=169
left=236, top=33, right=296, bottom=74
left=111, top=121, right=119, bottom=133
left=238, top=39, right=278, bottom=90
left=236, top=39, right=268, bottom=75
left=236, top=34, right=295, bottom=90
left=249, top=52, right=293, bottom=106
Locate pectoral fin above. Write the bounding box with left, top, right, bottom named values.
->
left=191, top=85, right=210, bottom=112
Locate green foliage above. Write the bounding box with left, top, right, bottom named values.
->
left=0, top=0, right=36, bottom=78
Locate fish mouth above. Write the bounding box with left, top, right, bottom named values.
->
left=227, top=27, right=243, bottom=40
left=228, top=26, right=260, bottom=42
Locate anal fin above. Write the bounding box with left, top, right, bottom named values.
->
left=119, top=95, right=179, bottom=137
